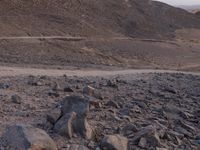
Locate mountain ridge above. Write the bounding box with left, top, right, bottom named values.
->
left=0, top=0, right=200, bottom=39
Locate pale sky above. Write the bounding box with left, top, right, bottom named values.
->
left=155, top=0, right=200, bottom=6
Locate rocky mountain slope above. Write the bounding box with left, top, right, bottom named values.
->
left=0, top=0, right=200, bottom=39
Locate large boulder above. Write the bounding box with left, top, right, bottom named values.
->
left=101, top=134, right=128, bottom=150
left=47, top=107, right=62, bottom=125
left=54, top=95, right=93, bottom=139
left=73, top=114, right=93, bottom=140
left=1, top=124, right=57, bottom=150
left=54, top=112, right=76, bottom=138
left=61, top=95, right=89, bottom=116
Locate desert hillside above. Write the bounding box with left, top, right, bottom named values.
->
left=0, top=0, right=200, bottom=39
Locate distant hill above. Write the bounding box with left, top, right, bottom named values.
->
left=196, top=11, right=200, bottom=17
left=0, top=0, right=200, bottom=39
left=178, top=5, right=200, bottom=13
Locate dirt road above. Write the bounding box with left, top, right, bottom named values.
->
left=0, top=66, right=199, bottom=77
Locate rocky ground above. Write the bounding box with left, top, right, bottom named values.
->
left=0, top=72, right=199, bottom=149
left=1, top=37, right=200, bottom=72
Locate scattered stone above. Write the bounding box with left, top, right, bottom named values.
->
left=163, top=87, right=177, bottom=94
left=107, top=80, right=118, bottom=88
left=95, top=147, right=101, bottom=150
left=66, top=144, right=89, bottom=150
left=35, top=81, right=43, bottom=86
left=164, top=130, right=183, bottom=145
left=52, top=82, right=62, bottom=91
left=156, top=148, right=168, bottom=150
left=39, top=75, right=48, bottom=80
left=83, top=85, right=103, bottom=99
left=64, top=86, right=74, bottom=92
left=122, top=124, right=138, bottom=135
left=138, top=137, right=147, bottom=148
left=165, top=130, right=184, bottom=140
left=106, top=100, right=120, bottom=108
left=162, top=104, right=183, bottom=120
left=48, top=90, right=60, bottom=97
left=132, top=125, right=161, bottom=147
left=179, top=121, right=196, bottom=133
left=83, top=85, right=95, bottom=96
left=122, top=115, right=132, bottom=122
left=11, top=94, right=22, bottom=104
left=28, top=79, right=43, bottom=86
left=1, top=124, right=57, bottom=150
left=87, top=141, right=96, bottom=149
left=101, top=134, right=128, bottom=150
left=131, top=105, right=142, bottom=113
left=180, top=111, right=194, bottom=120
left=135, top=101, right=148, bottom=110
left=146, top=132, right=161, bottom=147
left=54, top=112, right=76, bottom=138
left=0, top=83, right=10, bottom=89
left=163, top=104, right=182, bottom=114
left=89, top=99, right=102, bottom=109
left=174, top=126, right=193, bottom=138
left=47, top=108, right=62, bottom=125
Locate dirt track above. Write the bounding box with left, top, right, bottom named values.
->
left=0, top=66, right=200, bottom=77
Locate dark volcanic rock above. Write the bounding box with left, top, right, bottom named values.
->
left=54, top=95, right=93, bottom=139
left=106, top=100, right=120, bottom=109
left=0, top=83, right=10, bottom=89
left=54, top=112, right=76, bottom=138
left=61, top=95, right=89, bottom=116
left=73, top=114, right=93, bottom=140
left=48, top=90, right=60, bottom=97
left=132, top=125, right=160, bottom=145
left=101, top=134, right=128, bottom=150
left=64, top=86, right=74, bottom=92
left=11, top=94, right=22, bottom=104
left=47, top=108, right=62, bottom=125
left=1, top=124, right=57, bottom=150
